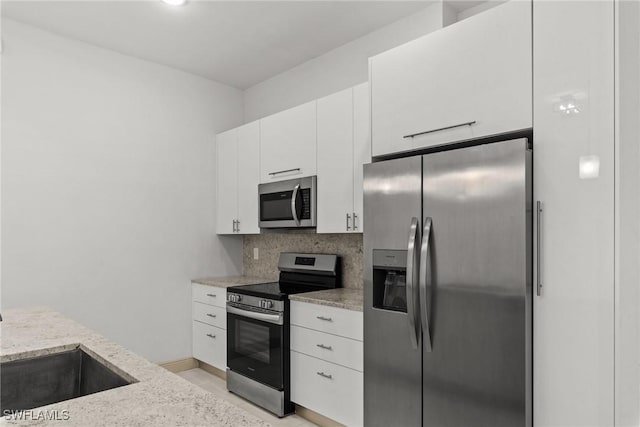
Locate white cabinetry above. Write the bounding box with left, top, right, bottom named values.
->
left=215, top=130, right=237, bottom=234
left=260, top=101, right=317, bottom=183
left=317, top=83, right=371, bottom=233
left=192, top=283, right=227, bottom=370
left=533, top=1, right=614, bottom=426
left=290, top=301, right=363, bottom=426
left=370, top=0, right=532, bottom=157
left=215, top=121, right=260, bottom=234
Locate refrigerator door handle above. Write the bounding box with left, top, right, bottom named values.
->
left=406, top=217, right=421, bottom=350
left=419, top=217, right=433, bottom=352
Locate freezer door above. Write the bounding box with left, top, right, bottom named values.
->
left=364, top=156, right=422, bottom=427
left=421, top=139, right=532, bottom=427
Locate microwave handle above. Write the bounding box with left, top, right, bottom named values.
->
left=291, top=184, right=301, bottom=226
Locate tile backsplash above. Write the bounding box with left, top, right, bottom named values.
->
left=243, top=233, right=363, bottom=288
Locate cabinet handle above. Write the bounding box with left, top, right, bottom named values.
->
left=206, top=313, right=217, bottom=318
left=353, top=212, right=358, bottom=231
left=206, top=333, right=216, bottom=339
left=316, top=344, right=333, bottom=350
left=316, top=371, right=333, bottom=380
left=206, top=293, right=217, bottom=298
left=536, top=201, right=543, bottom=296
left=236, top=220, right=240, bottom=232
left=403, top=121, right=476, bottom=139
left=269, top=168, right=300, bottom=176
left=316, top=316, right=332, bottom=322
left=232, top=219, right=237, bottom=232
left=346, top=213, right=351, bottom=231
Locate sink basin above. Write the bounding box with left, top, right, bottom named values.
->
left=1, top=347, right=134, bottom=412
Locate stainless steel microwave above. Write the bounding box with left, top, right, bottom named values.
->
left=258, top=176, right=316, bottom=229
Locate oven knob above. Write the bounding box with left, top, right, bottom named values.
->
left=260, top=300, right=273, bottom=309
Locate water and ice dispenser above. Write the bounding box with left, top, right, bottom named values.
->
left=372, top=249, right=408, bottom=312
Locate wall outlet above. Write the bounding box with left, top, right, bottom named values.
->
left=253, top=247, right=259, bottom=260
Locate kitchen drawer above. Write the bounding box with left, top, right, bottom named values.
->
left=192, top=321, right=226, bottom=370
left=192, top=302, right=226, bottom=330
left=291, top=325, right=363, bottom=372
left=290, top=301, right=363, bottom=341
left=192, top=283, right=226, bottom=308
left=291, top=351, right=363, bottom=427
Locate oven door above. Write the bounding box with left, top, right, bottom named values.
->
left=227, top=304, right=284, bottom=390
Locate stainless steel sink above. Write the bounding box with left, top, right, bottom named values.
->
left=1, top=347, right=134, bottom=412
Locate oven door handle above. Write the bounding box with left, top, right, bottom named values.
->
left=227, top=305, right=284, bottom=325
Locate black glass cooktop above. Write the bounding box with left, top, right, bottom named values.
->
left=228, top=281, right=334, bottom=301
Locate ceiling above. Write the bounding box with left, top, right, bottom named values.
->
left=2, top=1, right=435, bottom=89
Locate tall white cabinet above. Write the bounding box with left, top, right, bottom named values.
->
left=533, top=1, right=615, bottom=426
left=316, top=83, right=371, bottom=233
left=215, top=121, right=260, bottom=234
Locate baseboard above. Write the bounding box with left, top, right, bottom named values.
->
left=295, top=404, right=345, bottom=427
left=158, top=357, right=199, bottom=373
left=197, top=360, right=227, bottom=380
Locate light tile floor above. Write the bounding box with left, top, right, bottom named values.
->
left=177, top=368, right=317, bottom=427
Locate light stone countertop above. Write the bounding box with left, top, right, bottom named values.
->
left=191, top=275, right=275, bottom=288
left=0, top=306, right=270, bottom=427
left=289, top=288, right=363, bottom=312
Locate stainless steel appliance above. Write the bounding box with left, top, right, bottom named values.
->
left=258, top=176, right=316, bottom=229
left=226, top=252, right=340, bottom=417
left=364, top=138, right=532, bottom=427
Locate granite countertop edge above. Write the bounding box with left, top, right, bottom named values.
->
left=289, top=288, right=363, bottom=312
left=191, top=275, right=276, bottom=288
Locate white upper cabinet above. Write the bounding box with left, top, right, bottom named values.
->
left=370, top=0, right=532, bottom=157
left=215, top=122, right=260, bottom=235
left=533, top=1, right=614, bottom=426
left=317, top=84, right=371, bottom=233
left=317, top=88, right=354, bottom=233
left=215, top=129, right=238, bottom=234
left=352, top=82, right=370, bottom=231
left=260, top=101, right=317, bottom=183
left=236, top=121, right=260, bottom=234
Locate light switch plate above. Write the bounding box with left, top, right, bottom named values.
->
left=253, top=248, right=259, bottom=260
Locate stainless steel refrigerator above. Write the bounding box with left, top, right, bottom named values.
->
left=363, top=138, right=532, bottom=427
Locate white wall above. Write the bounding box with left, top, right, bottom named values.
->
left=1, top=19, right=244, bottom=362
left=243, top=2, right=447, bottom=122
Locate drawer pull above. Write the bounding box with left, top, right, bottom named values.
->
left=403, top=121, right=476, bottom=139
left=316, top=371, right=333, bottom=380
left=206, top=313, right=217, bottom=318
left=206, top=333, right=216, bottom=339
left=316, top=316, right=333, bottom=322
left=316, top=344, right=333, bottom=350
left=206, top=293, right=217, bottom=298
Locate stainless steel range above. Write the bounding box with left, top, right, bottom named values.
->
left=226, top=252, right=341, bottom=417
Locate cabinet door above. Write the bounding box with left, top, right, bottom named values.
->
left=215, top=129, right=238, bottom=234
left=370, top=0, right=532, bottom=157
left=260, top=101, right=317, bottom=183
left=236, top=121, right=260, bottom=234
left=352, top=82, right=371, bottom=233
left=193, top=321, right=226, bottom=370
left=533, top=1, right=614, bottom=426
left=317, top=88, right=354, bottom=233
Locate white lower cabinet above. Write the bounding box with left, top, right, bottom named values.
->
left=192, top=320, right=226, bottom=370
left=291, top=351, right=363, bottom=427
left=192, top=284, right=227, bottom=371
left=290, top=301, right=363, bottom=426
